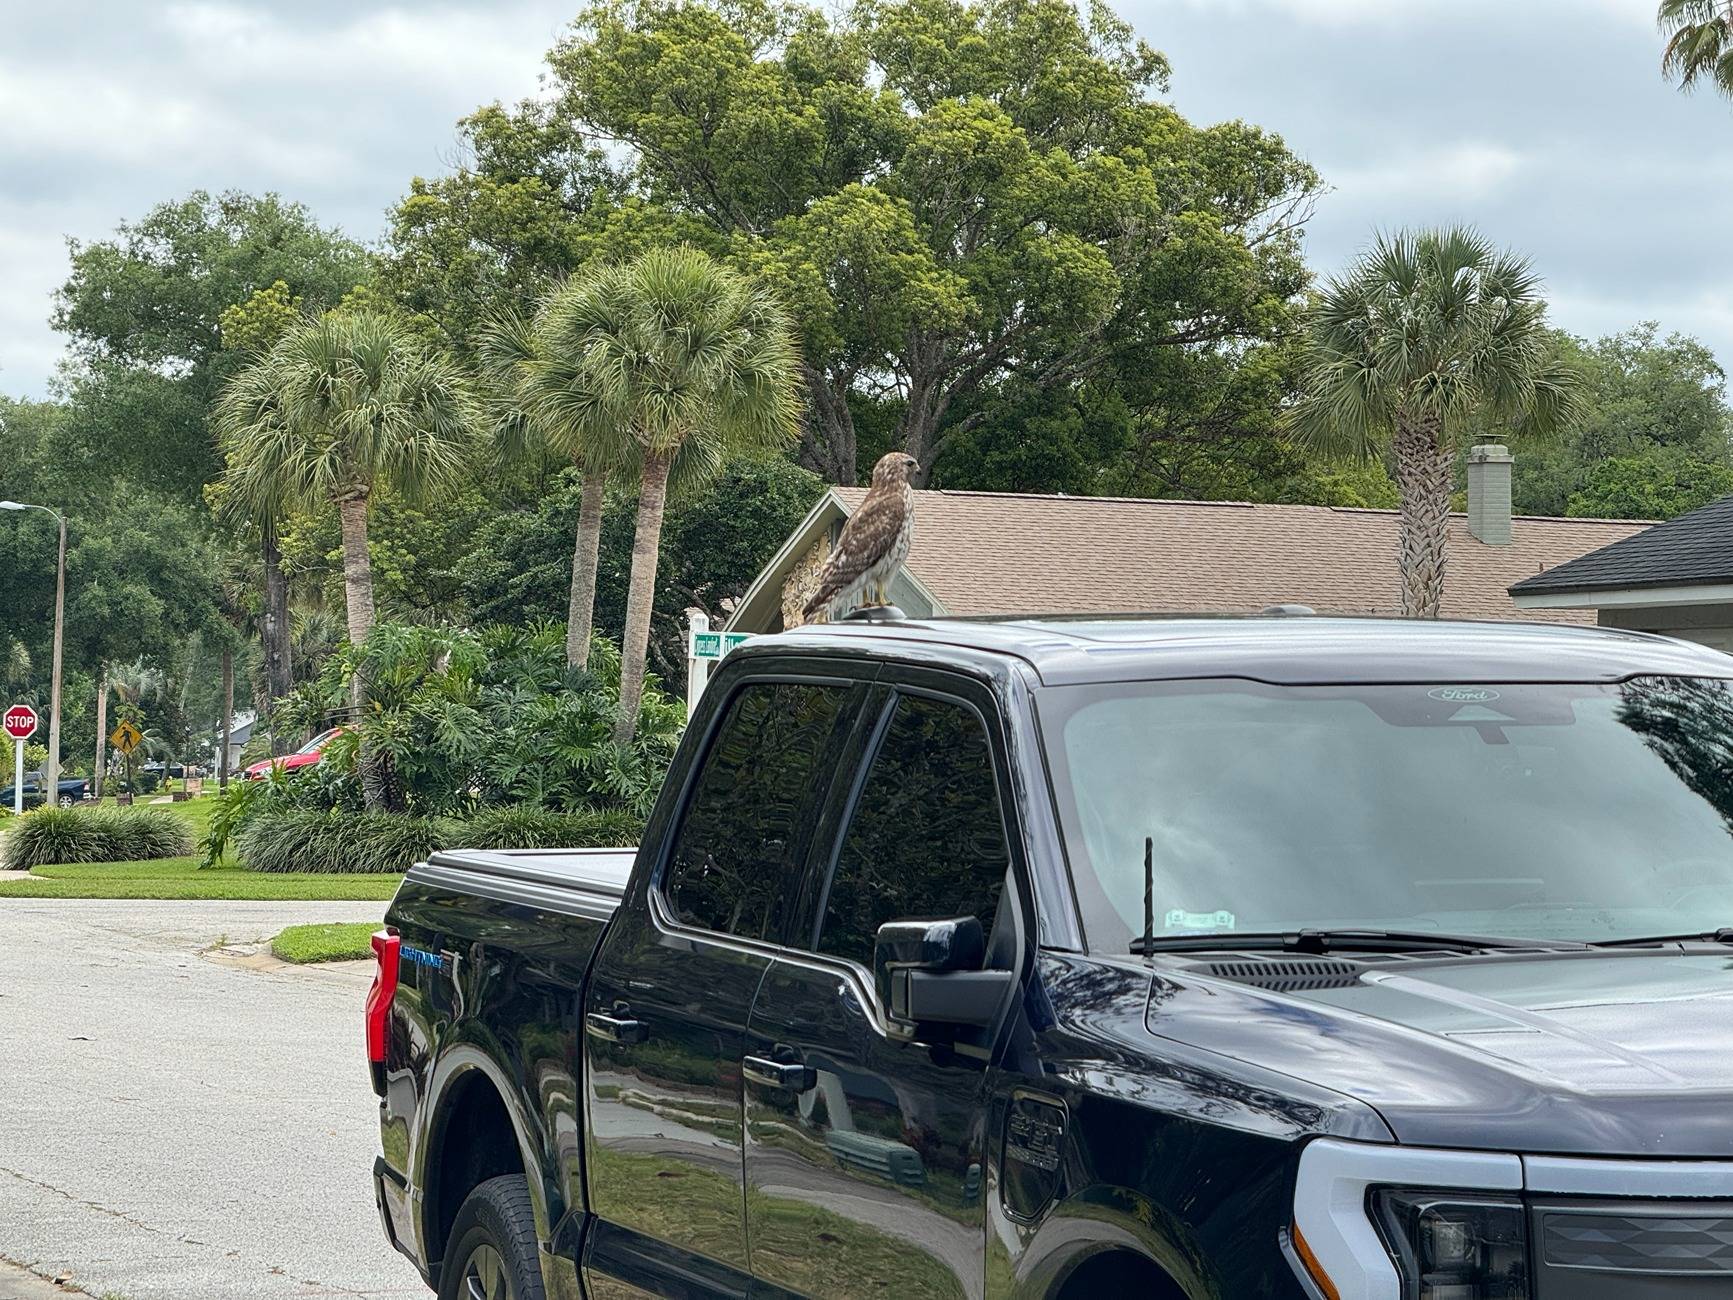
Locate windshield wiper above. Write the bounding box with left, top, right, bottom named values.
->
left=1591, top=928, right=1733, bottom=948
left=1131, top=928, right=1591, bottom=956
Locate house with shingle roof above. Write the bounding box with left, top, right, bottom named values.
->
left=1511, top=492, right=1733, bottom=652
left=726, top=445, right=1651, bottom=635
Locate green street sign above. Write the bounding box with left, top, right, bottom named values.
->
left=690, top=630, right=753, bottom=661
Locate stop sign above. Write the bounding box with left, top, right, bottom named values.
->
left=4, top=705, right=38, bottom=741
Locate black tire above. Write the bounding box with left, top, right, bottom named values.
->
left=436, top=1175, right=546, bottom=1300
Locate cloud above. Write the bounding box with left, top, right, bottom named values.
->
left=0, top=0, right=573, bottom=399
left=1149, top=0, right=1655, bottom=27
left=1333, top=142, right=1525, bottom=204
left=1132, top=0, right=1733, bottom=362
left=3, top=0, right=1732, bottom=396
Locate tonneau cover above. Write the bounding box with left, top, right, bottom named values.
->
left=416, top=845, right=637, bottom=903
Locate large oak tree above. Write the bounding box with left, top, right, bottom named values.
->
left=386, top=0, right=1319, bottom=486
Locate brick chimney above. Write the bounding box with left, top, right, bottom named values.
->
left=1467, top=444, right=1513, bottom=546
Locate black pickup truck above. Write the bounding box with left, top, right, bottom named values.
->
left=368, top=615, right=1733, bottom=1300
left=0, top=772, right=92, bottom=808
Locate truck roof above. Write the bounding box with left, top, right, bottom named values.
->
left=758, top=613, right=1733, bottom=686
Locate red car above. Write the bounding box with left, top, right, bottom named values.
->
left=242, top=726, right=346, bottom=781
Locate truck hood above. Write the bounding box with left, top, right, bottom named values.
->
left=1143, top=947, right=1733, bottom=1158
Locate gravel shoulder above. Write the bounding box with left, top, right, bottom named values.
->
left=0, top=899, right=424, bottom=1300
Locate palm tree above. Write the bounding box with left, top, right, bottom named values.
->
left=217, top=310, right=478, bottom=805
left=477, top=307, right=619, bottom=672
left=540, top=248, right=802, bottom=743
left=1660, top=1, right=1733, bottom=97
left=1289, top=227, right=1580, bottom=619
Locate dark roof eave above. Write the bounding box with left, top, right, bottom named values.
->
left=1511, top=570, right=1733, bottom=597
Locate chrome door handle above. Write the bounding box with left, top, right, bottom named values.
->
left=742, top=1054, right=815, bottom=1093
left=585, top=1011, right=647, bottom=1044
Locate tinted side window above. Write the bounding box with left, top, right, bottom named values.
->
left=664, top=681, right=851, bottom=939
left=816, top=694, right=1011, bottom=968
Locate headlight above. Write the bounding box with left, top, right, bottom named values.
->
left=1290, top=1139, right=1525, bottom=1300
left=1372, top=1191, right=1528, bottom=1299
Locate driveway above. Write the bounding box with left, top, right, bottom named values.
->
left=0, top=900, right=426, bottom=1300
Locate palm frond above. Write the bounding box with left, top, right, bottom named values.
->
left=1288, top=224, right=1574, bottom=453
left=215, top=310, right=481, bottom=519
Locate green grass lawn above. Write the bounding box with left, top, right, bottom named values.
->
left=0, top=793, right=408, bottom=900
left=271, top=920, right=381, bottom=963
left=0, top=856, right=402, bottom=900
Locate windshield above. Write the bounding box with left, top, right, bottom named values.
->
left=295, top=728, right=339, bottom=756
left=1039, top=676, right=1733, bottom=949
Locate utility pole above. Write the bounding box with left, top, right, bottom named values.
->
left=46, top=512, right=66, bottom=791
left=0, top=501, right=67, bottom=791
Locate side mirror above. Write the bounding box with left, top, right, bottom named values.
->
left=874, top=917, right=1014, bottom=1035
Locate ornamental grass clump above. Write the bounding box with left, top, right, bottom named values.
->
left=236, top=809, right=449, bottom=874
left=4, top=807, right=194, bottom=870
left=446, top=805, right=643, bottom=851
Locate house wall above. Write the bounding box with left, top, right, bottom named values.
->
left=780, top=532, right=833, bottom=630
left=1597, top=604, right=1733, bottom=654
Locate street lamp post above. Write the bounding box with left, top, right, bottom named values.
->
left=0, top=502, right=67, bottom=795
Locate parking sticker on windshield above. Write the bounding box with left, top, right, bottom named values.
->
left=1165, top=909, right=1235, bottom=932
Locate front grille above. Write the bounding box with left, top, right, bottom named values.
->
left=1544, top=1210, right=1733, bottom=1272
left=1535, top=1200, right=1733, bottom=1296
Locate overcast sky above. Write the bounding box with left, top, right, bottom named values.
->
left=3, top=0, right=1731, bottom=401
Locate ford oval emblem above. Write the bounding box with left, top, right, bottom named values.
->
left=1428, top=686, right=1501, bottom=704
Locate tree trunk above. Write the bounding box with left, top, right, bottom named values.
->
left=336, top=487, right=387, bottom=811
left=93, top=664, right=108, bottom=800
left=1393, top=413, right=1455, bottom=619
left=567, top=468, right=606, bottom=669
left=800, top=366, right=859, bottom=485
left=615, top=448, right=673, bottom=746
left=336, top=488, right=376, bottom=647
left=261, top=521, right=294, bottom=756
left=900, top=350, right=949, bottom=488
left=219, top=648, right=234, bottom=792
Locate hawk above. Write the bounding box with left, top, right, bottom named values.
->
left=802, top=452, right=919, bottom=622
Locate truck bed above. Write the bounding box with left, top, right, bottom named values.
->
left=376, top=842, right=641, bottom=1281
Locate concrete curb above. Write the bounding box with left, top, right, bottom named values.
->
left=0, top=1259, right=91, bottom=1298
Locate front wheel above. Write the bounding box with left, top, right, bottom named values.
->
left=436, top=1175, right=545, bottom=1300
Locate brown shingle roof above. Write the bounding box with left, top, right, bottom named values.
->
left=832, top=488, right=1650, bottom=625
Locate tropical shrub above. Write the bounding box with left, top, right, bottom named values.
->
left=275, top=620, right=682, bottom=818
left=5, top=807, right=194, bottom=870
left=236, top=809, right=452, bottom=874
left=446, top=805, right=643, bottom=851
left=200, top=777, right=266, bottom=868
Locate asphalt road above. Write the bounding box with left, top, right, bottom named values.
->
left=0, top=900, right=427, bottom=1300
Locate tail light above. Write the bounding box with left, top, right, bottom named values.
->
left=366, top=929, right=401, bottom=1066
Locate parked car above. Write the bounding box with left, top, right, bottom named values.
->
left=241, top=726, right=345, bottom=781
left=368, top=614, right=1733, bottom=1300
left=0, top=772, right=91, bottom=809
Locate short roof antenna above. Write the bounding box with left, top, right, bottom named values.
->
left=1142, top=836, right=1154, bottom=953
